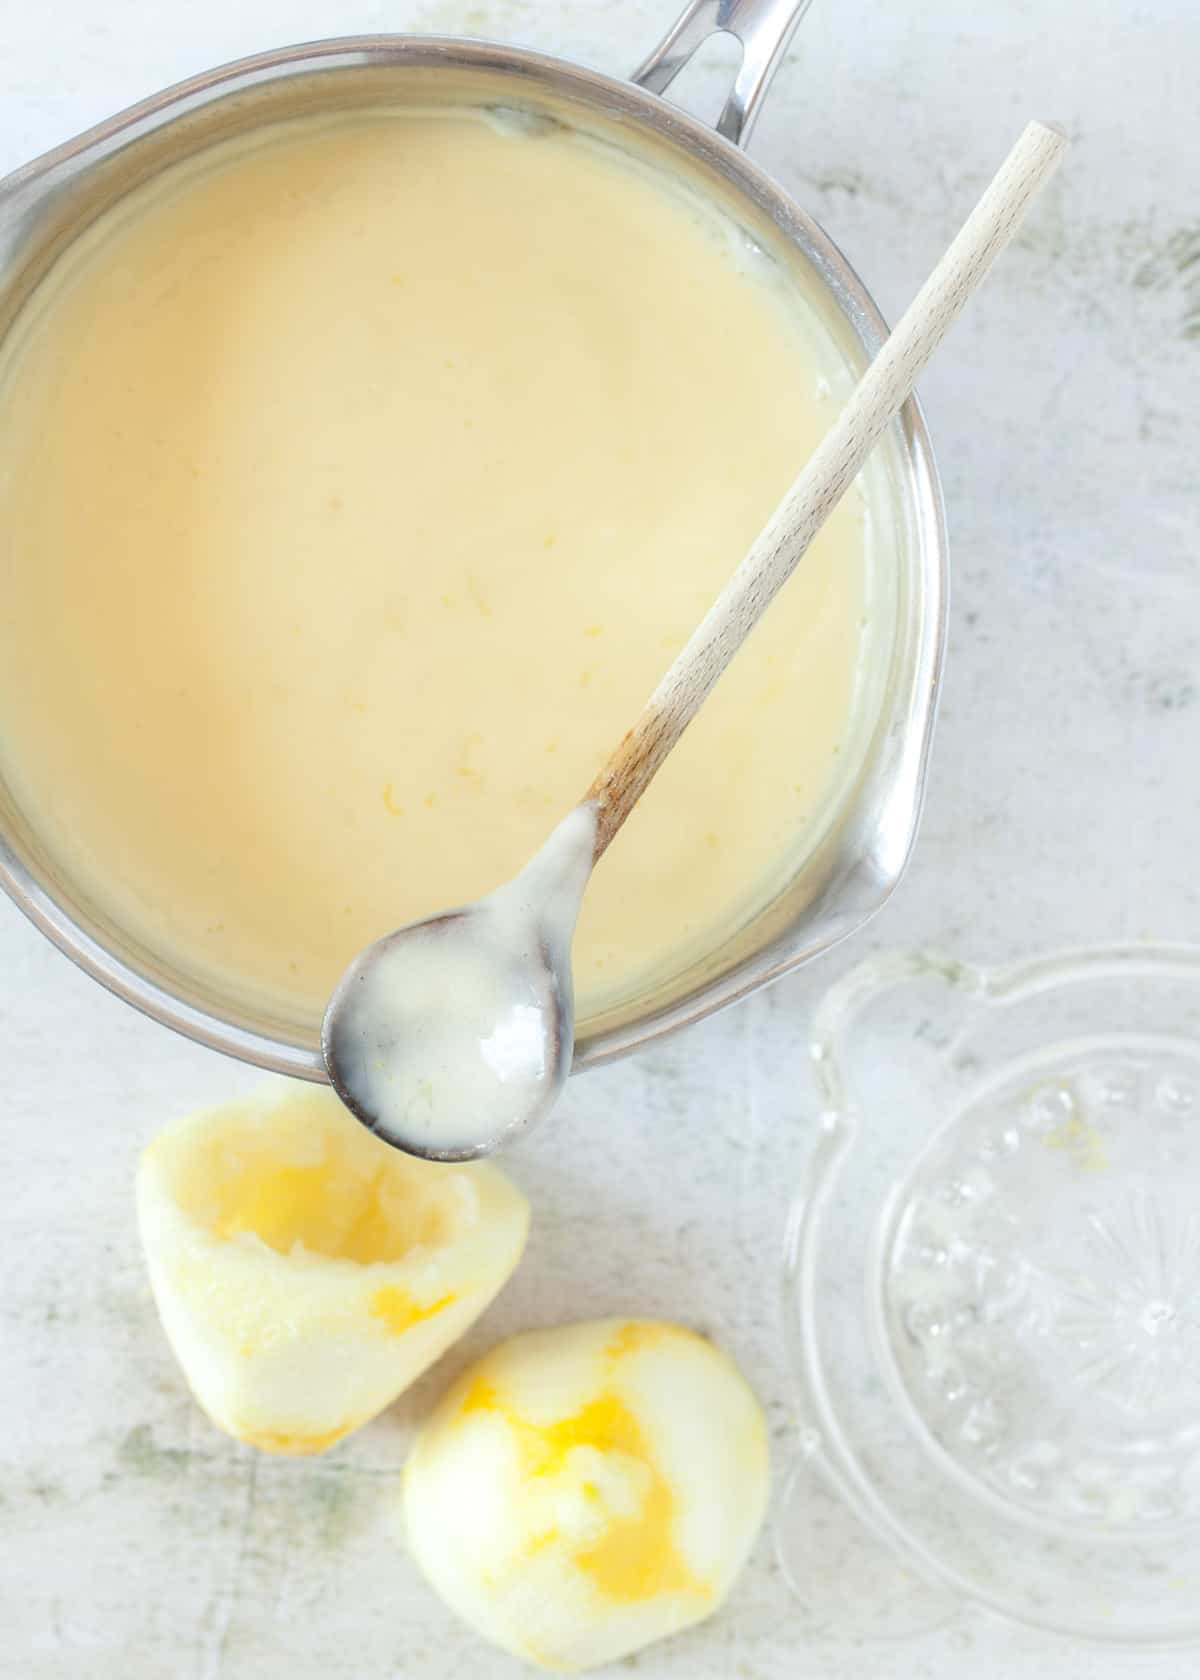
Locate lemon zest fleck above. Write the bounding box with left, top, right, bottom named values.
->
left=239, top=1423, right=351, bottom=1455
left=369, top=1284, right=455, bottom=1335
left=1045, top=1115, right=1110, bottom=1173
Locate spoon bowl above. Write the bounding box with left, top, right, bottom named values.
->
left=322, top=807, right=597, bottom=1159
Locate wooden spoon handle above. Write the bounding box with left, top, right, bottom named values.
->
left=585, top=119, right=1066, bottom=860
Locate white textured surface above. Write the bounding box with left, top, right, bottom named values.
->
left=1, top=2, right=1196, bottom=1676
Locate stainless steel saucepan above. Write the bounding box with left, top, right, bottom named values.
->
left=0, top=0, right=946, bottom=1078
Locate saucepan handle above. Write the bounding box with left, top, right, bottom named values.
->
left=631, top=0, right=816, bottom=148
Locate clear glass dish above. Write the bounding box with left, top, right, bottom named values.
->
left=780, top=944, right=1200, bottom=1648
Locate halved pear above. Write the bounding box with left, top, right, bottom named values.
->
left=136, top=1082, right=529, bottom=1454
left=402, top=1318, right=769, bottom=1670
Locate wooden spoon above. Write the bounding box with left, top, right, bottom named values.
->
left=323, top=120, right=1066, bottom=1160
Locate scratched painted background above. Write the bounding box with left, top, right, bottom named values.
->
left=1, top=1, right=1196, bottom=1676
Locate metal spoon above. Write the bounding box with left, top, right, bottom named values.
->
left=322, top=120, right=1065, bottom=1160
